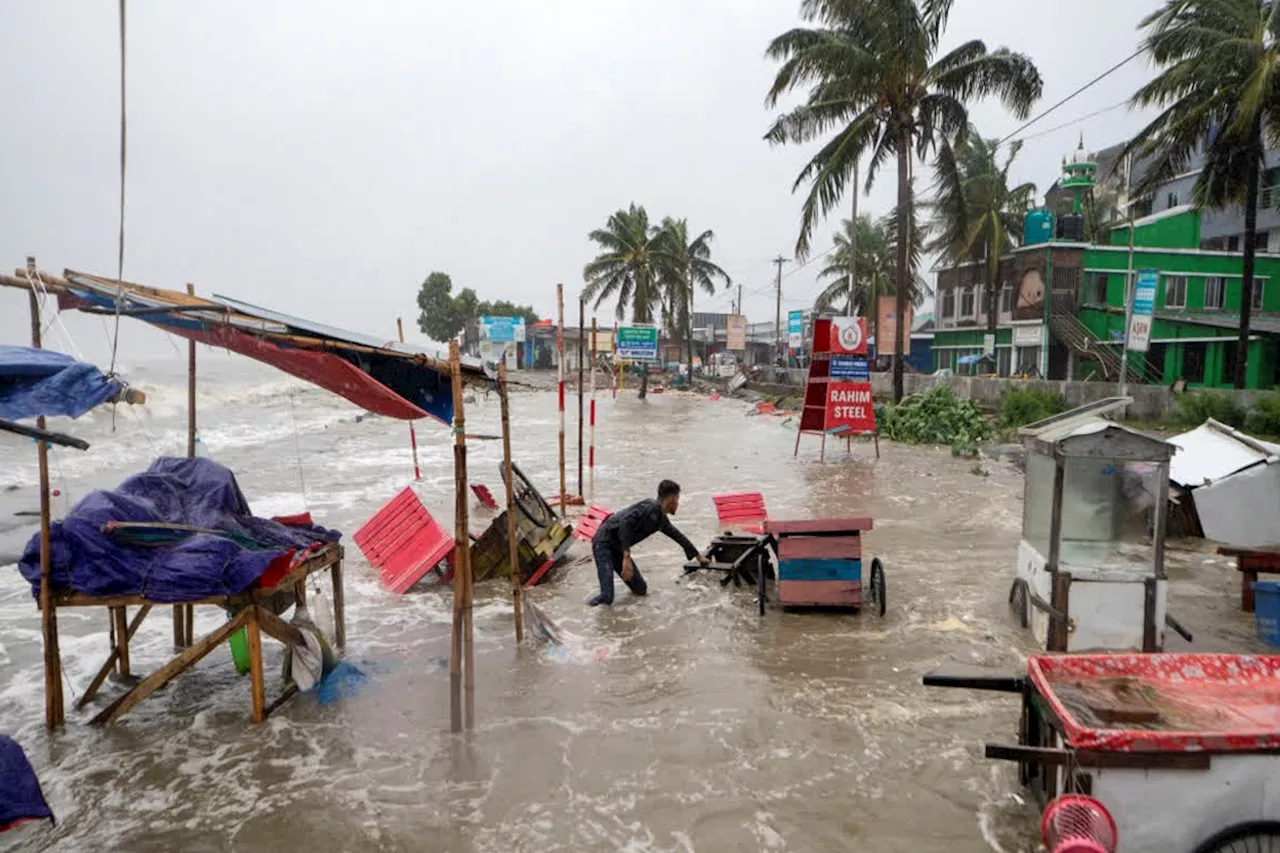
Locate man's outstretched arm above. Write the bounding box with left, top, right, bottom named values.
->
left=660, top=516, right=700, bottom=560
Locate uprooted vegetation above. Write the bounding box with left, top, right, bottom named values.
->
left=875, top=386, right=994, bottom=450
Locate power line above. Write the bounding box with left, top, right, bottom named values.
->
left=999, top=46, right=1146, bottom=146
left=1011, top=99, right=1130, bottom=144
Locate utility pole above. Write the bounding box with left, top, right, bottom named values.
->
left=1120, top=151, right=1135, bottom=404
left=773, top=255, right=788, bottom=368
left=736, top=283, right=743, bottom=317
left=848, top=162, right=858, bottom=317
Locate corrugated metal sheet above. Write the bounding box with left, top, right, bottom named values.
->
left=1168, top=419, right=1280, bottom=488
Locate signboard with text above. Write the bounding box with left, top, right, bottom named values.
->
left=825, top=381, right=876, bottom=434
left=1127, top=268, right=1158, bottom=353
left=480, top=315, right=526, bottom=343
left=829, top=355, right=870, bottom=381
left=788, top=310, right=804, bottom=349
left=616, top=325, right=659, bottom=360
left=726, top=314, right=747, bottom=350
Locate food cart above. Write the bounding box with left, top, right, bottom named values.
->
left=1008, top=399, right=1189, bottom=653
left=926, top=653, right=1280, bottom=852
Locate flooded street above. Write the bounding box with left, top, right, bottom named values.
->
left=0, top=359, right=1265, bottom=852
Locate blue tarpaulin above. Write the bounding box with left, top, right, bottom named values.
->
left=0, top=735, right=53, bottom=833
left=958, top=354, right=994, bottom=366
left=17, top=457, right=340, bottom=602
left=0, top=345, right=122, bottom=421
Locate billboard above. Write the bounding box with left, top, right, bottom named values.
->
left=480, top=315, right=526, bottom=343
left=788, top=310, right=804, bottom=348
left=1127, top=268, right=1158, bottom=353
left=876, top=296, right=913, bottom=356
left=617, top=325, right=659, bottom=360
left=726, top=314, right=747, bottom=350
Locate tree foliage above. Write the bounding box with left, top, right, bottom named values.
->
left=653, top=217, right=731, bottom=386
left=1119, top=0, right=1280, bottom=389
left=764, top=0, right=1041, bottom=400
left=415, top=271, right=539, bottom=342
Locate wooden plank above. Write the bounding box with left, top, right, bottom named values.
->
left=254, top=607, right=307, bottom=647
left=92, top=609, right=250, bottom=725
left=331, top=559, right=345, bottom=651
left=77, top=604, right=151, bottom=709
left=766, top=517, right=873, bottom=535
left=777, top=558, right=861, bottom=582
left=777, top=580, right=862, bottom=607
left=247, top=609, right=265, bottom=724
left=922, top=672, right=1026, bottom=693
left=112, top=606, right=131, bottom=676
left=777, top=536, right=862, bottom=560
left=1221, top=545, right=1280, bottom=560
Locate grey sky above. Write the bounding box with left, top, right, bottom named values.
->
left=2, top=1, right=1159, bottom=364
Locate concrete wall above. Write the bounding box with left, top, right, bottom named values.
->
left=867, top=373, right=1266, bottom=421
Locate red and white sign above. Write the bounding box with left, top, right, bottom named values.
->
left=825, top=380, right=876, bottom=434
left=829, top=317, right=868, bottom=355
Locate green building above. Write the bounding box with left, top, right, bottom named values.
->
left=931, top=144, right=1280, bottom=389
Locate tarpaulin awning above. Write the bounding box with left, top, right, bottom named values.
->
left=17, top=457, right=341, bottom=602
left=0, top=345, right=122, bottom=421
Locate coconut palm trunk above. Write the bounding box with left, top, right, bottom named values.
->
left=1237, top=118, right=1261, bottom=390
left=893, top=129, right=910, bottom=402
left=687, top=276, right=696, bottom=387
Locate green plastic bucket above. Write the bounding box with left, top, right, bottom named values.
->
left=229, top=626, right=250, bottom=675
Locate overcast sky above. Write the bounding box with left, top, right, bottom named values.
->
left=1, top=1, right=1160, bottom=363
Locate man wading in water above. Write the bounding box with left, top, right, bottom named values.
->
left=589, top=479, right=708, bottom=606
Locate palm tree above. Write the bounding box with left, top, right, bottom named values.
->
left=654, top=218, right=732, bottom=387
left=1120, top=0, right=1279, bottom=390
left=815, top=213, right=927, bottom=354
left=926, top=130, right=1036, bottom=338
left=764, top=0, right=1042, bottom=400
left=583, top=204, right=663, bottom=398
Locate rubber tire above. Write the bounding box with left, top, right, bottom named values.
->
left=1009, top=578, right=1030, bottom=629
left=870, top=558, right=886, bottom=617
left=1193, top=821, right=1280, bottom=853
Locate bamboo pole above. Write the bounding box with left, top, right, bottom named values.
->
left=176, top=283, right=197, bottom=649
left=397, top=318, right=422, bottom=480
left=577, top=298, right=584, bottom=498
left=499, top=363, right=522, bottom=643
left=448, top=341, right=475, bottom=731
left=589, top=316, right=597, bottom=503
left=27, top=256, right=64, bottom=729
left=557, top=284, right=566, bottom=518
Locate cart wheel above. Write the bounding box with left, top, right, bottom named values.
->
left=869, top=558, right=886, bottom=617
left=500, top=462, right=555, bottom=527
left=1193, top=821, right=1280, bottom=853
left=1009, top=578, right=1029, bottom=629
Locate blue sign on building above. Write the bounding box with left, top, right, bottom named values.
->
left=830, top=355, right=870, bottom=381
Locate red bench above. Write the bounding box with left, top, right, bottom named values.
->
left=354, top=488, right=454, bottom=593
left=713, top=492, right=769, bottom=535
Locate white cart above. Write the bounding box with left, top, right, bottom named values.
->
left=1009, top=399, right=1188, bottom=653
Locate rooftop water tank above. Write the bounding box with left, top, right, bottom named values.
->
left=1024, top=209, right=1054, bottom=246
left=1056, top=213, right=1085, bottom=242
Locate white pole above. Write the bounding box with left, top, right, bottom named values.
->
left=1120, top=152, right=1135, bottom=404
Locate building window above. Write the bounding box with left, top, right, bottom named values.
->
left=1204, top=276, right=1225, bottom=310
left=1164, top=275, right=1188, bottom=309
left=1000, top=285, right=1012, bottom=314
left=1183, top=342, right=1206, bottom=384
left=1228, top=235, right=1242, bottom=252
left=1135, top=197, right=1154, bottom=218
left=1088, top=272, right=1108, bottom=304
left=1222, top=341, right=1240, bottom=386
left=942, top=288, right=955, bottom=318
left=1252, top=278, right=1265, bottom=311
left=980, top=287, right=992, bottom=319
left=1166, top=191, right=1180, bottom=208
left=960, top=287, right=975, bottom=318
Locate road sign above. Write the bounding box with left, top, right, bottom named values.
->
left=788, top=310, right=804, bottom=348
left=1127, top=268, right=1158, bottom=353
left=616, top=325, right=659, bottom=360
left=830, top=355, right=869, bottom=381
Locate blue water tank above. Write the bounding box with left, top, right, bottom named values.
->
left=1024, top=209, right=1054, bottom=246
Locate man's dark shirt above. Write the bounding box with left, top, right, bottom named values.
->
left=597, top=498, right=698, bottom=559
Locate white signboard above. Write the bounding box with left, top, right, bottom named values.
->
left=1012, top=324, right=1043, bottom=347
left=1127, top=269, right=1158, bottom=354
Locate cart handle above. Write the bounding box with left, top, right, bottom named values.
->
left=922, top=673, right=1025, bottom=693
left=1166, top=613, right=1194, bottom=643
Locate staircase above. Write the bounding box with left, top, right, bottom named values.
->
left=1048, top=293, right=1145, bottom=383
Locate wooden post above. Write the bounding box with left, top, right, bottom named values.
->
left=28, top=256, right=64, bottom=729
left=577, top=298, right=585, bottom=498
left=112, top=606, right=131, bottom=676
left=589, top=316, right=597, bottom=503
left=397, top=317, right=422, bottom=480
left=557, top=284, right=566, bottom=518
left=247, top=608, right=265, bottom=723
left=176, top=282, right=197, bottom=650
left=448, top=341, right=476, bottom=731
left=499, top=363, right=523, bottom=643
left=331, top=557, right=346, bottom=651
left=1046, top=454, right=1068, bottom=652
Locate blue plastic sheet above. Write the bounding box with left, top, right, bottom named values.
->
left=0, top=735, right=53, bottom=833
left=0, top=345, right=122, bottom=421
left=17, top=457, right=341, bottom=602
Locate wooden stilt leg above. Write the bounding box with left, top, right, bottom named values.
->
left=110, top=613, right=119, bottom=674
left=331, top=558, right=345, bottom=651
left=91, top=609, right=249, bottom=725
left=184, top=604, right=195, bottom=646
left=113, top=606, right=131, bottom=677
left=173, top=606, right=185, bottom=649
left=247, top=608, right=265, bottom=724
left=793, top=428, right=802, bottom=457
left=79, top=605, right=151, bottom=709
left=821, top=433, right=826, bottom=462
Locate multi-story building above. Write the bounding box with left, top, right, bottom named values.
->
left=932, top=142, right=1280, bottom=390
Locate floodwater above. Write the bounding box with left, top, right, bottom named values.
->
left=0, top=355, right=1266, bottom=853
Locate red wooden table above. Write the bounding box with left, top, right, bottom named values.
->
left=1219, top=546, right=1280, bottom=612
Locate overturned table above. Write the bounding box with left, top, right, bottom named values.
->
left=48, top=543, right=345, bottom=725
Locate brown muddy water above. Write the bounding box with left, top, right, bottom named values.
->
left=0, top=359, right=1265, bottom=852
